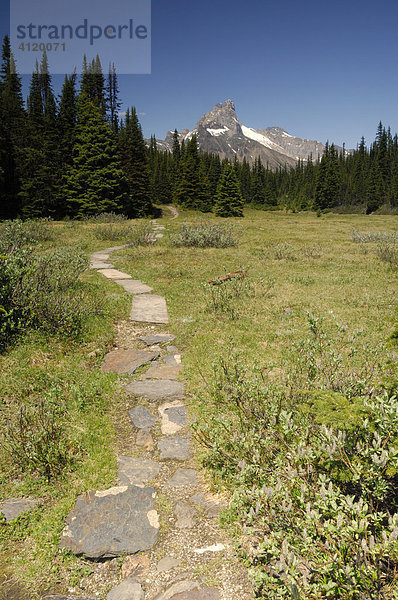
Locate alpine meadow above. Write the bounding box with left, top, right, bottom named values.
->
left=0, top=4, right=397, bottom=599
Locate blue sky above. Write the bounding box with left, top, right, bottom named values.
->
left=1, top=0, right=398, bottom=147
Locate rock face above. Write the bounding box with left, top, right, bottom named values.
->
left=59, top=486, right=159, bottom=558
left=153, top=99, right=344, bottom=168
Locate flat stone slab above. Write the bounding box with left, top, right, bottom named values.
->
left=91, top=253, right=110, bottom=261
left=136, top=429, right=154, bottom=450
left=166, top=468, right=198, bottom=488
left=139, top=334, right=175, bottom=346
left=170, top=588, right=221, bottom=600
left=43, top=596, right=95, bottom=600
left=0, top=497, right=40, bottom=521
left=174, top=501, right=196, bottom=529
left=163, top=353, right=182, bottom=366
left=141, top=365, right=183, bottom=380
left=190, top=494, right=224, bottom=518
left=130, top=405, right=157, bottom=429
left=107, top=578, right=143, bottom=600
left=114, top=279, right=153, bottom=294
left=153, top=581, right=199, bottom=600
left=130, top=294, right=169, bottom=324
left=98, top=269, right=132, bottom=280
left=125, top=380, right=185, bottom=401
left=157, top=557, right=180, bottom=572
left=91, top=262, right=114, bottom=269
left=59, top=486, right=159, bottom=558
left=101, top=349, right=159, bottom=374
left=159, top=402, right=187, bottom=435
left=158, top=436, right=191, bottom=461
left=117, top=456, right=160, bottom=486
left=155, top=233, right=164, bottom=239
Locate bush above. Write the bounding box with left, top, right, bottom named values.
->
left=376, top=241, right=398, bottom=266
left=351, top=229, right=398, bottom=244
left=1, top=388, right=78, bottom=479
left=170, top=222, right=238, bottom=248
left=274, top=242, right=297, bottom=260
left=94, top=221, right=153, bottom=244
left=194, top=322, right=398, bottom=599
left=0, top=221, right=93, bottom=349
left=83, top=212, right=128, bottom=223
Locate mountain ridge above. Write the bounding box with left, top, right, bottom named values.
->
left=154, top=100, right=329, bottom=168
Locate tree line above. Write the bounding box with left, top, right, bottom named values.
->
left=0, top=32, right=396, bottom=220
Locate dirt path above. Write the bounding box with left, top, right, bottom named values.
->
left=165, top=205, right=179, bottom=219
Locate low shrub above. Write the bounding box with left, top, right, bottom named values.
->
left=351, top=229, right=398, bottom=244
left=94, top=221, right=153, bottom=244
left=170, top=222, right=238, bottom=248
left=376, top=241, right=398, bottom=266
left=194, top=321, right=397, bottom=599
left=274, top=242, right=297, bottom=260
left=0, top=221, right=94, bottom=349
left=83, top=212, right=128, bottom=223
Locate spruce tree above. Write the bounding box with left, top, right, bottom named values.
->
left=118, top=107, right=153, bottom=216
left=174, top=135, right=200, bottom=208
left=66, top=93, right=129, bottom=217
left=106, top=62, right=120, bottom=132
left=0, top=35, right=25, bottom=218
left=214, top=162, right=244, bottom=217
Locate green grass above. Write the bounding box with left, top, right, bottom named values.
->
left=0, top=210, right=396, bottom=597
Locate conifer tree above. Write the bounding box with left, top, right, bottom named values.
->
left=214, top=162, right=244, bottom=217
left=106, top=62, right=120, bottom=132
left=0, top=35, right=25, bottom=218
left=118, top=107, right=153, bottom=216
left=66, top=93, right=129, bottom=217
left=174, top=135, right=200, bottom=208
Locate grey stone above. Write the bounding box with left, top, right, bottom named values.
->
left=101, top=349, right=159, bottom=374
left=166, top=345, right=178, bottom=353
left=117, top=456, right=160, bottom=486
left=190, top=494, right=223, bottom=518
left=114, top=279, right=153, bottom=294
left=139, top=334, right=175, bottom=346
left=136, top=429, right=154, bottom=450
left=129, top=405, right=157, bottom=429
left=159, top=402, right=187, bottom=435
left=163, top=353, right=182, bottom=367
left=169, top=588, right=221, bottom=600
left=98, top=269, right=132, bottom=280
left=130, top=294, right=169, bottom=324
left=141, top=365, right=183, bottom=380
left=157, top=556, right=180, bottom=572
left=91, top=253, right=110, bottom=261
left=158, top=436, right=191, bottom=461
left=174, top=501, right=195, bottom=529
left=107, top=579, right=143, bottom=600
left=0, top=497, right=40, bottom=521
left=166, top=469, right=198, bottom=488
left=155, top=233, right=164, bottom=239
left=59, top=486, right=159, bottom=558
left=125, top=380, right=185, bottom=401
left=153, top=581, right=200, bottom=600
left=43, top=597, right=95, bottom=600
left=91, top=262, right=114, bottom=269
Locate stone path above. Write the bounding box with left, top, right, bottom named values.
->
left=51, top=218, right=253, bottom=600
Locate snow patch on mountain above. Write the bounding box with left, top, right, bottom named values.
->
left=207, top=126, right=229, bottom=136
left=241, top=125, right=278, bottom=149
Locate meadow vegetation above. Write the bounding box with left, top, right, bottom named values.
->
left=0, top=210, right=397, bottom=598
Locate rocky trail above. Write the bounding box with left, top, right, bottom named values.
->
left=0, top=217, right=253, bottom=600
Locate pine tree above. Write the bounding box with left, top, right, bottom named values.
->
left=20, top=53, right=61, bottom=218
left=0, top=35, right=25, bottom=218
left=80, top=55, right=106, bottom=114
left=106, top=62, right=120, bottom=132
left=174, top=135, right=200, bottom=208
left=118, top=107, right=153, bottom=216
left=366, top=160, right=384, bottom=214
left=214, top=162, right=244, bottom=217
left=66, top=93, right=129, bottom=217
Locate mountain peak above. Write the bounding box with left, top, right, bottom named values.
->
left=196, top=99, right=241, bottom=135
